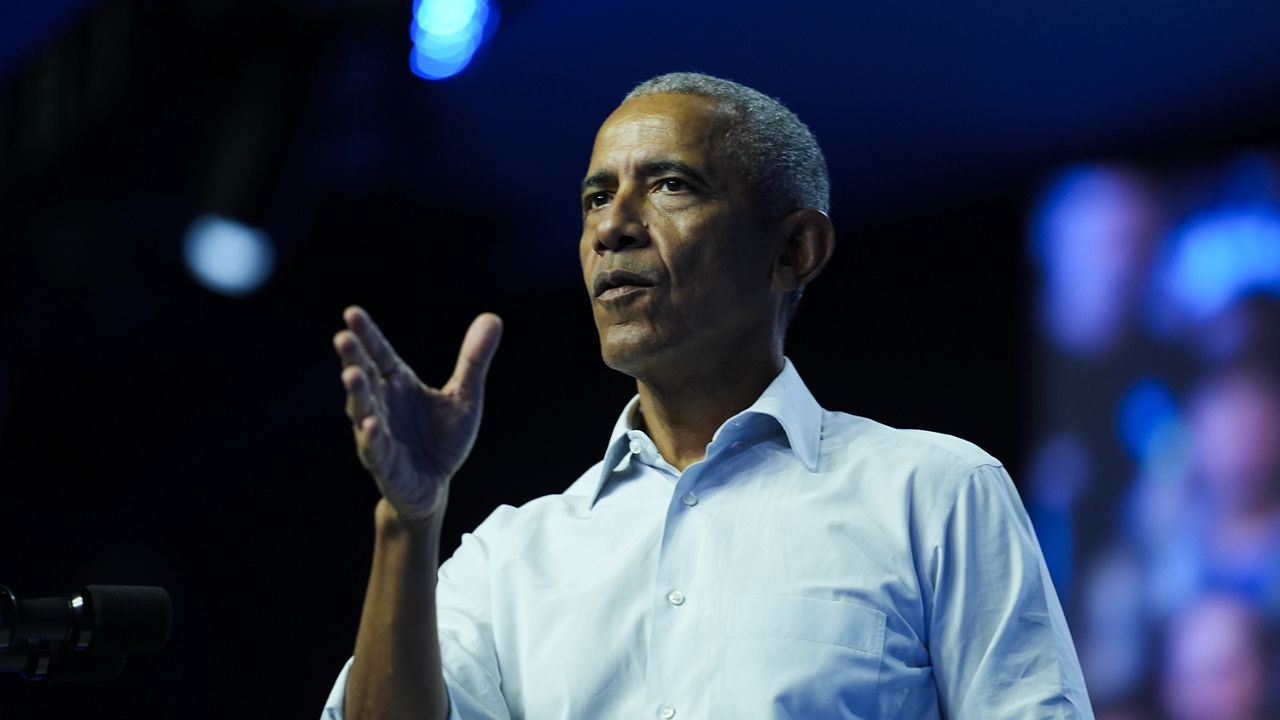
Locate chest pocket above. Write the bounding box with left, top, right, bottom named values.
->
left=723, top=595, right=887, bottom=719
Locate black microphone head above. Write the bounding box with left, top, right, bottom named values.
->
left=81, top=585, right=172, bottom=654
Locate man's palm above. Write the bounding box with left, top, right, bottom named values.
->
left=334, top=307, right=503, bottom=522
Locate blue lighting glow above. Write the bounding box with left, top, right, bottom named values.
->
left=1116, top=377, right=1180, bottom=461
left=1162, top=205, right=1280, bottom=321
left=182, top=214, right=276, bottom=297
left=410, top=0, right=495, bottom=81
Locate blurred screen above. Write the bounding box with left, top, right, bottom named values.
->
left=1027, top=154, right=1280, bottom=720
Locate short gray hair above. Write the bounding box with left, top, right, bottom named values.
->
left=624, top=71, right=830, bottom=220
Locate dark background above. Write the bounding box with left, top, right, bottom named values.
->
left=2, top=1, right=1279, bottom=717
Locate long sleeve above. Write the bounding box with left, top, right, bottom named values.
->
left=434, top=511, right=512, bottom=720
left=320, top=509, right=514, bottom=720
left=926, top=463, right=1094, bottom=719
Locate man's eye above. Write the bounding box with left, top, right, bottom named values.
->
left=659, top=179, right=687, bottom=193
left=586, top=192, right=611, bottom=209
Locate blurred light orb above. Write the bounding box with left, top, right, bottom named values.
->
left=1116, top=377, right=1180, bottom=461
left=1033, top=165, right=1158, bottom=355
left=182, top=214, right=275, bottom=297
left=410, top=0, right=494, bottom=81
left=1164, top=206, right=1280, bottom=321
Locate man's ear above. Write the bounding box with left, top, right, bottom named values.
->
left=772, top=208, right=835, bottom=292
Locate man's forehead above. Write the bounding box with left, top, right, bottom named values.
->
left=587, top=94, right=728, bottom=174
left=600, top=93, right=724, bottom=137
left=594, top=114, right=687, bottom=155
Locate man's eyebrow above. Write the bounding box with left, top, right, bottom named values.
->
left=636, top=160, right=712, bottom=189
left=579, top=160, right=715, bottom=195
left=580, top=170, right=615, bottom=194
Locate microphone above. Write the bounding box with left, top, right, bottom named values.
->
left=0, top=645, right=127, bottom=682
left=0, top=585, right=171, bottom=682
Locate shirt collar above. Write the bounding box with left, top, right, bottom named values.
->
left=589, top=358, right=824, bottom=506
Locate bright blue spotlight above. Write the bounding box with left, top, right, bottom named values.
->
left=410, top=0, right=494, bottom=81
left=1164, top=206, right=1280, bottom=320
left=183, top=214, right=275, bottom=297
left=1115, top=377, right=1180, bottom=461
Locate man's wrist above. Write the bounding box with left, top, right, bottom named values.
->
left=374, top=497, right=445, bottom=541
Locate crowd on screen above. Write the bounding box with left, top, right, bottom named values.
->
left=1028, top=156, right=1280, bottom=720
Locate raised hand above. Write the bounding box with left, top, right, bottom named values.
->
left=333, top=306, right=503, bottom=523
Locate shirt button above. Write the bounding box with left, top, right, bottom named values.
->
left=658, top=704, right=676, bottom=719
left=681, top=492, right=698, bottom=507
left=629, top=439, right=643, bottom=454
left=667, top=590, right=685, bottom=606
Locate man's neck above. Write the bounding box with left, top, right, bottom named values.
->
left=633, top=351, right=783, bottom=472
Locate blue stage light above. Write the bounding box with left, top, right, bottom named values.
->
left=1116, top=377, right=1180, bottom=461
left=182, top=214, right=275, bottom=297
left=410, top=0, right=494, bottom=81
left=1163, top=206, right=1280, bottom=321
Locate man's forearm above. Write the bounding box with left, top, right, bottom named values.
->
left=345, top=498, right=450, bottom=720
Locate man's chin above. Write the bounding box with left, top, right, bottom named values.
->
left=599, top=344, right=651, bottom=379
left=598, top=332, right=669, bottom=379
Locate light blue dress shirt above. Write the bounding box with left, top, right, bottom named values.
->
left=323, top=360, right=1093, bottom=719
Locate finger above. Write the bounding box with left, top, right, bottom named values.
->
left=444, top=313, right=504, bottom=401
left=344, top=306, right=405, bottom=377
left=342, top=365, right=379, bottom=427
left=333, top=329, right=378, bottom=377
left=356, top=415, right=394, bottom=472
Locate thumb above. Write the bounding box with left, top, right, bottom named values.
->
left=446, top=313, right=503, bottom=401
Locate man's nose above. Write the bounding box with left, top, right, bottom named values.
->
left=593, top=192, right=650, bottom=255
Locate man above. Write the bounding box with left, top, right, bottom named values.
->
left=323, top=72, right=1092, bottom=719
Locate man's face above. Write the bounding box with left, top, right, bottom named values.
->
left=579, top=93, right=779, bottom=377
